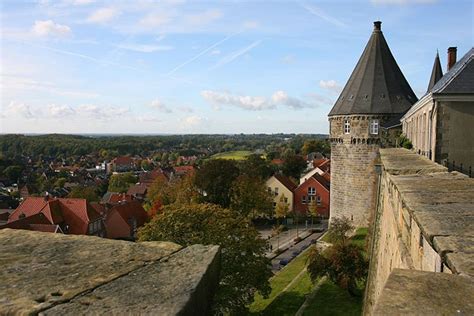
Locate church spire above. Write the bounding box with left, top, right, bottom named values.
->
left=427, top=51, right=443, bottom=92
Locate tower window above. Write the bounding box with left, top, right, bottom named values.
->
left=370, top=119, right=379, bottom=135
left=344, top=119, right=351, bottom=134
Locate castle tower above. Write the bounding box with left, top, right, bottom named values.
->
left=328, top=21, right=417, bottom=226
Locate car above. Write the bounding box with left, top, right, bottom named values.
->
left=279, top=259, right=289, bottom=266
left=292, top=250, right=300, bottom=256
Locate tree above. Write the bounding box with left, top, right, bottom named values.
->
left=146, top=174, right=199, bottom=213
left=275, top=194, right=290, bottom=220
left=302, top=140, right=319, bottom=155
left=141, top=160, right=152, bottom=171
left=282, top=154, right=307, bottom=179
left=308, top=199, right=319, bottom=227
left=194, top=159, right=240, bottom=208
left=138, top=203, right=272, bottom=314
left=307, top=242, right=368, bottom=296
left=67, top=186, right=100, bottom=202
left=54, top=177, right=67, bottom=189
left=108, top=172, right=137, bottom=193
left=3, top=165, right=23, bottom=182
left=328, top=216, right=354, bottom=244
left=239, top=154, right=273, bottom=180
left=229, top=175, right=273, bottom=218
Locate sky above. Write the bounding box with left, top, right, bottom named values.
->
left=0, top=0, right=473, bottom=134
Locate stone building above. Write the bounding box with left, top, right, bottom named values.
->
left=401, top=47, right=474, bottom=172
left=328, top=21, right=417, bottom=226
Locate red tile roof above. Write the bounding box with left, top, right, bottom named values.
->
left=274, top=174, right=298, bottom=191
left=7, top=197, right=101, bottom=235
left=107, top=193, right=134, bottom=204
left=139, top=169, right=168, bottom=185
left=127, top=183, right=148, bottom=196
left=114, top=156, right=133, bottom=165
left=173, top=165, right=195, bottom=174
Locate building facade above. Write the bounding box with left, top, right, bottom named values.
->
left=402, top=47, right=474, bottom=172
left=265, top=174, right=297, bottom=212
left=328, top=21, right=417, bottom=226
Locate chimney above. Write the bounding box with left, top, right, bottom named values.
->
left=447, top=47, right=457, bottom=71
left=373, top=21, right=382, bottom=32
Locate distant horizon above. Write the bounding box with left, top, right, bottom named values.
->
left=1, top=0, right=472, bottom=134
left=0, top=132, right=329, bottom=137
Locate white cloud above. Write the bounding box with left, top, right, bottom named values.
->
left=178, top=106, right=194, bottom=113
left=139, top=12, right=172, bottom=27
left=210, top=49, right=221, bottom=55
left=150, top=99, right=172, bottom=113
left=181, top=115, right=204, bottom=128
left=76, top=104, right=129, bottom=120
left=201, top=90, right=314, bottom=111
left=319, top=80, right=343, bottom=93
left=117, top=43, right=174, bottom=53
left=136, top=115, right=162, bottom=123
left=306, top=93, right=335, bottom=107
left=187, top=9, right=223, bottom=25
left=3, top=101, right=35, bottom=119
left=201, top=90, right=271, bottom=111
left=47, top=104, right=75, bottom=118
left=32, top=20, right=71, bottom=37
left=87, top=7, right=120, bottom=24
left=69, top=0, right=95, bottom=5
left=371, top=0, right=436, bottom=4
left=211, top=40, right=261, bottom=69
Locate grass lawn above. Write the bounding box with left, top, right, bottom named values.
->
left=301, top=227, right=369, bottom=315
left=209, top=150, right=253, bottom=160
left=248, top=248, right=312, bottom=314
left=302, top=280, right=363, bottom=316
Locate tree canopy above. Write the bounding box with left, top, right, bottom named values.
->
left=138, top=203, right=272, bottom=314
left=108, top=172, right=137, bottom=193
left=194, top=159, right=240, bottom=208
left=229, top=175, right=273, bottom=218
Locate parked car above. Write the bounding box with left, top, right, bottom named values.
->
left=279, top=259, right=289, bottom=266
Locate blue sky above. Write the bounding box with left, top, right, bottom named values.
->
left=1, top=0, right=472, bottom=134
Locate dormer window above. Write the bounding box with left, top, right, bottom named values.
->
left=344, top=119, right=351, bottom=134
left=370, top=119, right=379, bottom=135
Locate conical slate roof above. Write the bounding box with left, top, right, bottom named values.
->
left=329, top=21, right=417, bottom=116
left=427, top=51, right=443, bottom=92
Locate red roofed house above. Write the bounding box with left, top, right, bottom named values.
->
left=108, top=156, right=136, bottom=173
left=294, top=173, right=330, bottom=218
left=3, top=196, right=105, bottom=236
left=173, top=165, right=195, bottom=177
left=104, top=200, right=148, bottom=240
left=139, top=169, right=168, bottom=186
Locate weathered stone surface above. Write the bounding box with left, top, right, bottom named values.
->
left=374, top=269, right=474, bottom=315
left=365, top=149, right=474, bottom=314
left=0, top=229, right=220, bottom=315
left=43, top=244, right=220, bottom=316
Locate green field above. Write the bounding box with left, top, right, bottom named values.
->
left=248, top=227, right=369, bottom=315
left=210, top=150, right=253, bottom=160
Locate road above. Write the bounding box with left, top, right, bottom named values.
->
left=270, top=231, right=325, bottom=273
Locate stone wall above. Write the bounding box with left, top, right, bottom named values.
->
left=365, top=148, right=474, bottom=315
left=0, top=229, right=220, bottom=315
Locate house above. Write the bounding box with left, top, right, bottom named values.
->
left=104, top=200, right=149, bottom=240
left=293, top=174, right=330, bottom=218
left=299, top=159, right=331, bottom=185
left=127, top=183, right=148, bottom=200
left=102, top=192, right=134, bottom=205
left=173, top=165, right=195, bottom=178
left=139, top=169, right=168, bottom=186
left=266, top=174, right=297, bottom=212
left=107, top=156, right=136, bottom=173
left=3, top=196, right=105, bottom=236
left=401, top=47, right=474, bottom=172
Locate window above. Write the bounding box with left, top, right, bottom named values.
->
left=284, top=197, right=288, bottom=203
left=274, top=187, right=279, bottom=196
left=317, top=196, right=321, bottom=205
left=370, top=119, right=379, bottom=135
left=301, top=196, right=307, bottom=204
left=267, top=187, right=272, bottom=194
left=344, top=119, right=350, bottom=134
left=308, top=187, right=316, bottom=195
left=273, top=202, right=277, bottom=207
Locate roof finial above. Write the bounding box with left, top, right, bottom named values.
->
left=374, top=21, right=382, bottom=31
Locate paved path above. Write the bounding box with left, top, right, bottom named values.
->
left=271, top=231, right=325, bottom=273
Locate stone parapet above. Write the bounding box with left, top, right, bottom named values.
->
left=0, top=229, right=220, bottom=315
left=365, top=148, right=474, bottom=315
